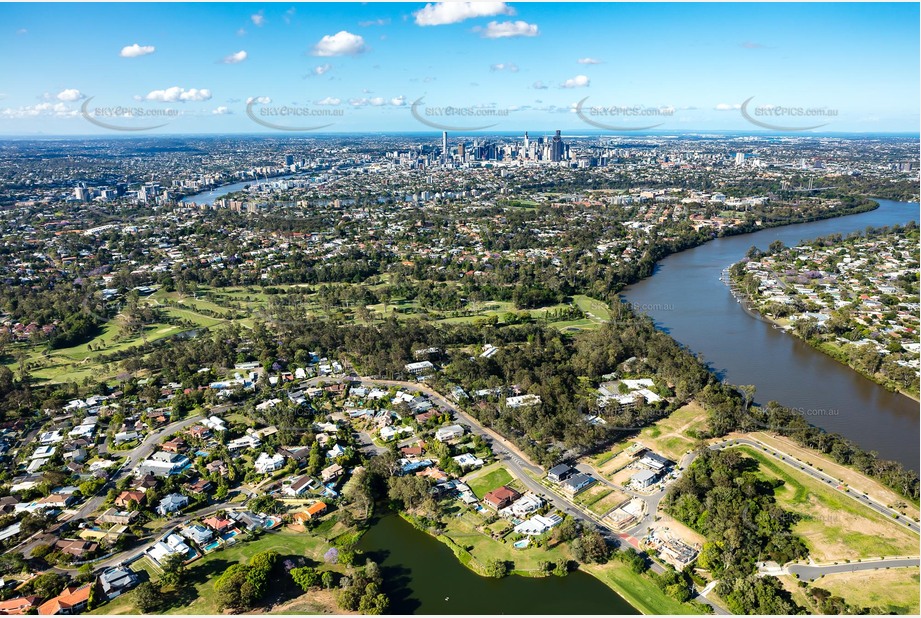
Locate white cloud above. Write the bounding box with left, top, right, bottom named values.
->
left=532, top=80, right=548, bottom=90
left=2, top=102, right=76, bottom=118
left=348, top=96, right=401, bottom=107
left=246, top=96, right=271, bottom=104
left=237, top=28, right=246, bottom=36
left=120, top=43, right=156, bottom=58
left=212, top=106, right=232, bottom=115
left=56, top=89, right=85, bottom=102
left=359, top=18, right=390, bottom=27
left=414, top=2, right=513, bottom=26
left=222, top=50, right=248, bottom=64
left=577, top=57, right=602, bottom=64
left=251, top=12, right=265, bottom=27
left=145, top=87, right=212, bottom=102
left=16, top=28, right=27, bottom=35
left=490, top=63, right=519, bottom=72
left=312, top=31, right=367, bottom=56
left=561, top=75, right=590, bottom=88
left=314, top=63, right=332, bottom=76
left=479, top=20, right=539, bottom=39
left=316, top=97, right=341, bottom=105
left=714, top=102, right=741, bottom=110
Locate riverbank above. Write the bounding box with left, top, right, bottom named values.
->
left=726, top=262, right=920, bottom=403
left=396, top=511, right=704, bottom=615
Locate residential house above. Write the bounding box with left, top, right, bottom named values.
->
left=513, top=513, right=563, bottom=536
left=135, top=451, right=190, bottom=478
left=254, top=452, right=285, bottom=475
left=302, top=501, right=327, bottom=520
left=156, top=493, right=189, bottom=516
left=53, top=539, right=98, bottom=559
left=202, top=515, right=233, bottom=533
left=283, top=475, right=314, bottom=497
left=560, top=473, right=595, bottom=497
left=507, top=492, right=544, bottom=517
left=180, top=524, right=214, bottom=545
left=206, top=460, right=229, bottom=477
left=36, top=494, right=74, bottom=509
left=227, top=435, right=261, bottom=451
left=630, top=469, right=658, bottom=489
left=147, top=533, right=192, bottom=566
left=37, top=584, right=92, bottom=615
left=114, top=490, right=145, bottom=508
left=434, top=424, right=464, bottom=442
left=452, top=453, right=484, bottom=469
left=0, top=596, right=39, bottom=615
left=321, top=463, right=344, bottom=483
left=98, top=567, right=139, bottom=600
left=160, top=437, right=186, bottom=453
left=96, top=508, right=138, bottom=526
left=547, top=464, right=573, bottom=483
left=186, top=478, right=213, bottom=494
left=484, top=486, right=521, bottom=510
left=404, top=360, right=434, bottom=375
left=638, top=451, right=671, bottom=473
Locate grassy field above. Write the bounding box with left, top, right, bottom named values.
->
left=583, top=562, right=707, bottom=615
left=587, top=490, right=630, bottom=516
left=464, top=463, right=514, bottom=499
left=734, top=446, right=919, bottom=561
left=636, top=401, right=709, bottom=460
left=89, top=528, right=336, bottom=615
left=437, top=508, right=572, bottom=574
left=749, top=431, right=920, bottom=521
left=813, top=567, right=920, bottom=614
left=573, top=294, right=612, bottom=322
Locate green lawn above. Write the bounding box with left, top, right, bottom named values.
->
left=734, top=446, right=919, bottom=561
left=89, top=529, right=333, bottom=615
left=584, top=562, right=707, bottom=615
left=573, top=294, right=612, bottom=321
left=814, top=567, right=920, bottom=614
left=464, top=463, right=514, bottom=499
left=438, top=510, right=571, bottom=574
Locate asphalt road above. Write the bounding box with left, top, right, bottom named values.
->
left=786, top=557, right=920, bottom=581
left=712, top=437, right=920, bottom=535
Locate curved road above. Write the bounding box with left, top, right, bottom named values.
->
left=785, top=557, right=920, bottom=581
left=711, top=437, right=920, bottom=535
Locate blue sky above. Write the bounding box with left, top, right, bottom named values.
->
left=0, top=2, right=918, bottom=135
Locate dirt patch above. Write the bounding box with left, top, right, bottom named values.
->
left=256, top=588, right=351, bottom=615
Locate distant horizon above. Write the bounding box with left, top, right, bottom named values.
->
left=0, top=129, right=919, bottom=140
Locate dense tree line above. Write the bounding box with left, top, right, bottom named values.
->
left=664, top=448, right=806, bottom=613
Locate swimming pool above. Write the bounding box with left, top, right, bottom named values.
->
left=513, top=539, right=530, bottom=549
left=202, top=540, right=221, bottom=552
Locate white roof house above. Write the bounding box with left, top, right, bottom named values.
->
left=513, top=513, right=563, bottom=536
left=254, top=452, right=286, bottom=474
left=435, top=424, right=465, bottom=442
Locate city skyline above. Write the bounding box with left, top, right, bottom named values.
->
left=0, top=2, right=919, bottom=135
